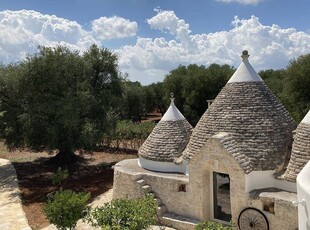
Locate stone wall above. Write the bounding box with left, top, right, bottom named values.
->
left=113, top=158, right=190, bottom=216
left=113, top=133, right=298, bottom=229
left=188, top=132, right=298, bottom=229
left=284, top=122, right=310, bottom=182
left=186, top=132, right=248, bottom=222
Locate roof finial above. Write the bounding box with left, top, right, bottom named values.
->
left=241, top=50, right=249, bottom=61
left=170, top=92, right=175, bottom=102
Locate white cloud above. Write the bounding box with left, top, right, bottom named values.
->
left=92, top=16, right=137, bottom=40
left=146, top=9, right=192, bottom=49
left=215, top=0, right=265, bottom=5
left=0, top=10, right=137, bottom=63
left=1, top=9, right=310, bottom=85
left=117, top=12, right=310, bottom=84
left=0, top=10, right=99, bottom=63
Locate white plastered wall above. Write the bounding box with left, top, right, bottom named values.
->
left=296, top=160, right=310, bottom=230
left=245, top=171, right=296, bottom=193
left=138, top=157, right=186, bottom=174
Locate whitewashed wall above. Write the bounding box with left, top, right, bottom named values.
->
left=296, top=160, right=310, bottom=230
left=245, top=171, right=296, bottom=193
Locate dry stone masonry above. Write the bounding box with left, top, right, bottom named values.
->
left=113, top=51, right=307, bottom=230
left=284, top=110, right=310, bottom=182
left=139, top=119, right=192, bottom=162
left=182, top=81, right=296, bottom=173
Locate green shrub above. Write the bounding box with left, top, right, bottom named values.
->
left=52, top=167, right=69, bottom=189
left=86, top=195, right=157, bottom=230
left=195, top=221, right=233, bottom=230
left=44, top=189, right=90, bottom=230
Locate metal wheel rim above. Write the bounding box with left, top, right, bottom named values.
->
left=238, top=207, right=269, bottom=230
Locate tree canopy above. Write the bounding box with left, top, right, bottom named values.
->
left=0, top=45, right=123, bottom=164
left=163, top=64, right=235, bottom=125
left=286, top=54, right=310, bottom=121
left=0, top=44, right=309, bottom=165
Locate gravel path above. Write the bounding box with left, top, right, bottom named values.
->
left=0, top=158, right=31, bottom=230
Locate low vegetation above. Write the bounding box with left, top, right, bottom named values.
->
left=102, top=120, right=155, bottom=149
left=44, top=190, right=90, bottom=230
left=51, top=167, right=69, bottom=190
left=85, top=195, right=157, bottom=230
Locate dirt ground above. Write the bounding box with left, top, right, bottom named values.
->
left=0, top=143, right=138, bottom=229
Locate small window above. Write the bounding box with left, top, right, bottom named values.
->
left=263, top=201, right=275, bottom=214
left=178, top=184, right=186, bottom=192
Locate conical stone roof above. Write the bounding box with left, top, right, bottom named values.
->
left=138, top=95, right=193, bottom=162
left=283, top=110, right=310, bottom=182
left=182, top=51, right=296, bottom=173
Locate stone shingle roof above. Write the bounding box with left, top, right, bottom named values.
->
left=182, top=52, right=296, bottom=173
left=283, top=110, right=310, bottom=182
left=214, top=132, right=252, bottom=173
left=139, top=97, right=193, bottom=162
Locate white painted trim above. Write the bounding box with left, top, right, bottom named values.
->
left=227, top=57, right=262, bottom=83
left=138, top=157, right=186, bottom=174
left=275, top=178, right=296, bottom=192
left=245, top=170, right=296, bottom=193
left=161, top=100, right=185, bottom=121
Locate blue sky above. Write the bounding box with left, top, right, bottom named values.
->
left=0, top=0, right=309, bottom=84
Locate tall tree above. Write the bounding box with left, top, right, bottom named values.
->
left=0, top=45, right=123, bottom=165
left=0, top=63, right=25, bottom=147
left=143, top=82, right=165, bottom=115
left=286, top=54, right=310, bottom=121
left=121, top=81, right=145, bottom=122
left=163, top=64, right=234, bottom=125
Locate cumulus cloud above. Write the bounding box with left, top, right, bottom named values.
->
left=1, top=9, right=310, bottom=85
left=215, top=0, right=265, bottom=5
left=92, top=16, right=137, bottom=40
left=0, top=10, right=137, bottom=63
left=117, top=11, right=310, bottom=84
left=0, top=10, right=99, bottom=62
left=146, top=9, right=192, bottom=49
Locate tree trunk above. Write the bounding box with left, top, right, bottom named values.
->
left=48, top=149, right=80, bottom=166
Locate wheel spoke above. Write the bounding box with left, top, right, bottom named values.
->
left=238, top=208, right=268, bottom=230
left=252, top=212, right=259, bottom=223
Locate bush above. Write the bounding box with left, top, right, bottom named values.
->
left=86, top=195, right=157, bottom=230
left=51, top=167, right=69, bottom=189
left=195, top=221, right=233, bottom=230
left=44, top=190, right=90, bottom=230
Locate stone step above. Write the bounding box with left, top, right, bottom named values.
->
left=141, top=185, right=152, bottom=193
left=136, top=179, right=145, bottom=186
left=160, top=212, right=199, bottom=230
left=157, top=204, right=167, bottom=216
left=148, top=192, right=156, bottom=198
left=154, top=197, right=162, bottom=206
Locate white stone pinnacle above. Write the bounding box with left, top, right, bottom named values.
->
left=301, top=110, right=310, bottom=124
left=227, top=50, right=263, bottom=83
left=161, top=94, right=185, bottom=121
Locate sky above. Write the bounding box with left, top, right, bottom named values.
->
left=0, top=0, right=310, bottom=85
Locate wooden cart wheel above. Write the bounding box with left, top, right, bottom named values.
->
left=238, top=207, right=269, bottom=230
